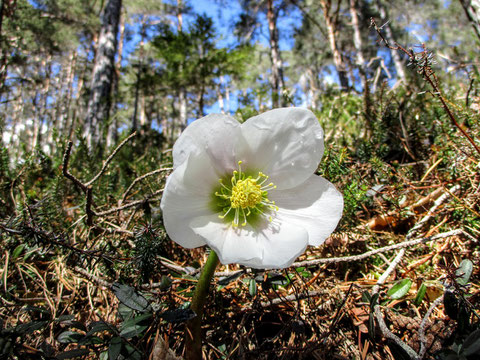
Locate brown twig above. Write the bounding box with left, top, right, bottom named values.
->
left=95, top=188, right=164, bottom=216
left=466, top=78, right=474, bottom=107
left=86, top=131, right=137, bottom=187
left=62, top=141, right=87, bottom=192
left=122, top=167, right=172, bottom=203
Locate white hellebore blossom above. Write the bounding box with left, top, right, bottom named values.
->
left=160, top=108, right=343, bottom=269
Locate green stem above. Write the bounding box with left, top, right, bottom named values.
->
left=185, top=250, right=219, bottom=360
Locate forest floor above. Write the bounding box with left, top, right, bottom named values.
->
left=1, top=116, right=480, bottom=360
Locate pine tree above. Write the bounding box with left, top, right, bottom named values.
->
left=85, top=0, right=122, bottom=151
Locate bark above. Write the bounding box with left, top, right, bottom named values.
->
left=197, top=85, right=205, bottom=117
left=307, top=68, right=318, bottom=109
left=177, top=88, right=187, bottom=133
left=85, top=0, right=122, bottom=150
left=55, top=51, right=77, bottom=139
left=33, top=56, right=52, bottom=151
left=107, top=7, right=126, bottom=148
left=349, top=0, right=366, bottom=69
left=459, top=0, right=480, bottom=42
left=131, top=18, right=146, bottom=136
left=216, top=83, right=225, bottom=113
left=267, top=0, right=286, bottom=106
left=176, top=1, right=187, bottom=138
left=350, top=0, right=373, bottom=136
left=68, top=56, right=87, bottom=140
left=321, top=0, right=349, bottom=91
left=376, top=0, right=407, bottom=83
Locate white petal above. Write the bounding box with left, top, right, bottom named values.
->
left=172, top=113, right=240, bottom=173
left=160, top=151, right=220, bottom=248
left=238, top=108, right=324, bottom=189
left=273, top=175, right=343, bottom=246
left=190, top=215, right=309, bottom=269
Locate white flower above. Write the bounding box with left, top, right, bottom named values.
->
left=160, top=108, right=343, bottom=269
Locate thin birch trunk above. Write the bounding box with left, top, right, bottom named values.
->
left=267, top=0, right=286, bottom=107
left=173, top=4, right=188, bottom=140
left=216, top=83, right=225, bottom=114
left=349, top=0, right=373, bottom=136
left=376, top=0, right=407, bottom=83
left=321, top=0, right=349, bottom=91
left=107, top=7, right=126, bottom=148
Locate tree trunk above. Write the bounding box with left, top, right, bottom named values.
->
left=107, top=7, right=126, bottom=148
left=216, top=83, right=225, bottom=114
left=55, top=51, right=76, bottom=140
left=349, top=0, right=366, bottom=70
left=376, top=0, right=406, bottom=84
left=349, top=0, right=373, bottom=136
left=267, top=0, right=286, bottom=107
left=176, top=2, right=187, bottom=138
left=459, top=0, right=480, bottom=42
left=85, top=0, right=122, bottom=151
left=321, top=0, right=349, bottom=91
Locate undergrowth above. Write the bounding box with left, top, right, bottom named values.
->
left=1, top=63, right=480, bottom=359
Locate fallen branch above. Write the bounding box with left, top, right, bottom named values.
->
left=418, top=295, right=444, bottom=358
left=291, top=229, right=462, bottom=268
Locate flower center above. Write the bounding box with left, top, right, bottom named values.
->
left=231, top=178, right=262, bottom=209
left=214, top=161, right=278, bottom=227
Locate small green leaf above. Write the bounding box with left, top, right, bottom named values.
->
left=456, top=259, right=473, bottom=286
left=362, top=291, right=371, bottom=303
left=11, top=244, right=25, bottom=259
left=249, top=278, right=257, bottom=296
left=15, top=320, right=49, bottom=334
left=112, top=283, right=151, bottom=312
left=387, top=279, right=412, bottom=299
left=57, top=331, right=84, bottom=344
left=117, top=304, right=134, bottom=322
left=108, top=336, right=122, bottom=360
left=414, top=283, right=427, bottom=306
left=119, top=313, right=152, bottom=339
